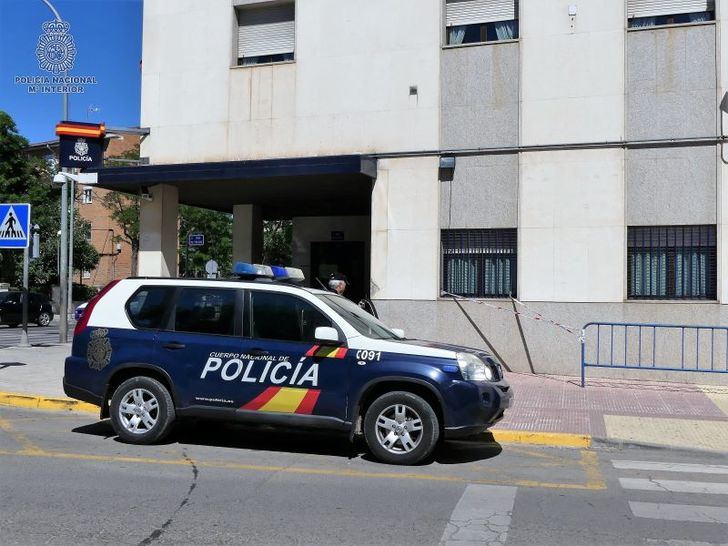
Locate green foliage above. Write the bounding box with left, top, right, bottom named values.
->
left=178, top=205, right=233, bottom=277
left=72, top=282, right=98, bottom=301
left=262, top=220, right=292, bottom=265
left=0, top=110, right=99, bottom=290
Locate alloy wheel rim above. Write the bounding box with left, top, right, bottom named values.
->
left=39, top=313, right=50, bottom=326
left=375, top=403, right=424, bottom=454
left=118, top=388, right=159, bottom=434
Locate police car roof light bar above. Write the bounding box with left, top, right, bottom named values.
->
left=232, top=261, right=274, bottom=279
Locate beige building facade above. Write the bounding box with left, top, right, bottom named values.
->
left=92, top=0, right=728, bottom=381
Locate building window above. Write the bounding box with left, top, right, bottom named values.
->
left=627, top=0, right=714, bottom=28
left=441, top=229, right=517, bottom=298
left=82, top=188, right=92, bottom=204
left=445, top=0, right=518, bottom=46
left=82, top=270, right=91, bottom=279
left=627, top=225, right=716, bottom=300
left=86, top=225, right=92, bottom=242
left=237, top=2, right=295, bottom=66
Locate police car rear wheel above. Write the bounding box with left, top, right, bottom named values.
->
left=110, top=376, right=175, bottom=444
left=364, top=391, right=439, bottom=465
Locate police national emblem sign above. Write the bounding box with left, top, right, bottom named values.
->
left=36, top=20, right=77, bottom=75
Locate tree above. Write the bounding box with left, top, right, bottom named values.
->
left=0, top=110, right=98, bottom=291
left=262, top=220, right=292, bottom=265
left=101, top=190, right=140, bottom=276
left=178, top=205, right=233, bottom=277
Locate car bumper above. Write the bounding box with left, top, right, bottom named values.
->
left=63, top=377, right=103, bottom=408
left=443, top=379, right=513, bottom=439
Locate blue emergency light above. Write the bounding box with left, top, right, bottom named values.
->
left=233, top=262, right=305, bottom=283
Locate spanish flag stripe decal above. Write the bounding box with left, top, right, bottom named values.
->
left=305, top=345, right=320, bottom=357
left=334, top=347, right=348, bottom=358
left=240, top=386, right=281, bottom=410
left=295, top=389, right=321, bottom=415
left=259, top=387, right=309, bottom=413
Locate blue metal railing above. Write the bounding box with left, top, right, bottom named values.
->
left=580, top=321, right=728, bottom=387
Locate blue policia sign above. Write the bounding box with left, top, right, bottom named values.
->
left=0, top=204, right=31, bottom=249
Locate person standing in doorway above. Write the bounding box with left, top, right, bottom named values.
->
left=328, top=273, right=349, bottom=296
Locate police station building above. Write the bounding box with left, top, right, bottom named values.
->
left=92, top=0, right=728, bottom=379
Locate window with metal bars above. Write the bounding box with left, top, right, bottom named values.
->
left=627, top=225, right=716, bottom=300
left=441, top=229, right=517, bottom=298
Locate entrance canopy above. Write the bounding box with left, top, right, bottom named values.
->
left=90, top=155, right=377, bottom=218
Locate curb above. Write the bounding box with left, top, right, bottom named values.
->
left=0, top=391, right=593, bottom=448
left=0, top=391, right=97, bottom=414
left=591, top=435, right=728, bottom=457
left=490, top=430, right=592, bottom=449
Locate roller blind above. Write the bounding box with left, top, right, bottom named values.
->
left=446, top=0, right=517, bottom=27
left=627, top=0, right=714, bottom=18
left=238, top=3, right=295, bottom=59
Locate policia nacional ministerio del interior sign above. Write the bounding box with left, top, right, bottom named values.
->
left=56, top=121, right=106, bottom=169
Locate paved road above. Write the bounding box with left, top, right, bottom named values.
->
left=1, top=407, right=727, bottom=545
left=0, top=320, right=67, bottom=348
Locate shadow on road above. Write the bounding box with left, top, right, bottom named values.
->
left=0, top=361, right=27, bottom=371
left=72, top=418, right=504, bottom=466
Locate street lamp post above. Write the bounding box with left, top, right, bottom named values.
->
left=41, top=0, right=71, bottom=343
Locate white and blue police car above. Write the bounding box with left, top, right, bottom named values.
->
left=64, top=263, right=512, bottom=465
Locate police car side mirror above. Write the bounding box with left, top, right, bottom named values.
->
left=391, top=328, right=405, bottom=339
left=315, top=326, right=341, bottom=345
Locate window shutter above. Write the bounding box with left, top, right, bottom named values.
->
left=627, top=0, right=714, bottom=19
left=238, top=3, right=295, bottom=59
left=445, top=0, right=517, bottom=27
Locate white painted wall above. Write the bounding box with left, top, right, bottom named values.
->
left=371, top=157, right=440, bottom=300
left=718, top=0, right=728, bottom=303
left=291, top=216, right=370, bottom=279
left=138, top=184, right=179, bottom=276
left=518, top=0, right=626, bottom=303
left=519, top=150, right=625, bottom=302
left=520, top=0, right=625, bottom=145
left=141, top=0, right=441, bottom=163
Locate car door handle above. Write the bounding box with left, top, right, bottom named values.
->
left=249, top=348, right=269, bottom=356
left=162, top=342, right=186, bottom=350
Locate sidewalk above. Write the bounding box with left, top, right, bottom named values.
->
left=495, top=372, right=728, bottom=452
left=1, top=344, right=727, bottom=453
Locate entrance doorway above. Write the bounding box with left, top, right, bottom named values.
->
left=311, top=241, right=367, bottom=302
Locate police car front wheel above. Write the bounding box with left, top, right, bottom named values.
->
left=109, top=376, right=175, bottom=444
left=363, top=391, right=440, bottom=465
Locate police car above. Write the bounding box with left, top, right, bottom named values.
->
left=64, top=263, right=512, bottom=465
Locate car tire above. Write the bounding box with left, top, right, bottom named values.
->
left=36, top=312, right=52, bottom=327
left=109, top=376, right=175, bottom=445
left=363, top=391, right=440, bottom=465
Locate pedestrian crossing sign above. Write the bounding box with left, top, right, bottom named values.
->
left=0, top=203, right=31, bottom=249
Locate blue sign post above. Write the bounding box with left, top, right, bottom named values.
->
left=0, top=203, right=31, bottom=249
left=188, top=233, right=205, bottom=247
left=0, top=203, right=32, bottom=347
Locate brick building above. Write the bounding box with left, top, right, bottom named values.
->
left=26, top=132, right=140, bottom=289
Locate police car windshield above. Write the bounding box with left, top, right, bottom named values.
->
left=317, top=294, right=399, bottom=340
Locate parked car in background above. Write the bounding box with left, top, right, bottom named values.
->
left=0, top=292, right=54, bottom=327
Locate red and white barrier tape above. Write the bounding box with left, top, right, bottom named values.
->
left=442, top=292, right=585, bottom=341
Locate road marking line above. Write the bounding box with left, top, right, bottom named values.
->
left=440, top=484, right=517, bottom=545
left=613, top=460, right=728, bottom=475
left=0, top=447, right=606, bottom=490
left=629, top=501, right=728, bottom=524
left=0, top=415, right=43, bottom=453
left=620, top=478, right=728, bottom=495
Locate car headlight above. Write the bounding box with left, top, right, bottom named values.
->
left=456, top=352, right=495, bottom=382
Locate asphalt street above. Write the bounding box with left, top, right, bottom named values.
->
left=0, top=321, right=64, bottom=348
left=1, top=406, right=727, bottom=545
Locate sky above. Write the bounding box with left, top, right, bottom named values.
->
left=0, top=0, right=143, bottom=143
